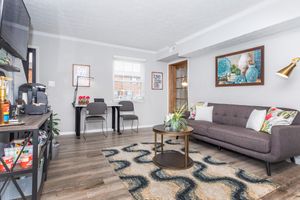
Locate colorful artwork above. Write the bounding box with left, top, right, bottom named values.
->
left=216, top=46, right=264, bottom=87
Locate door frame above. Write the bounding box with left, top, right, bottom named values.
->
left=28, top=46, right=40, bottom=83
left=168, top=59, right=189, bottom=113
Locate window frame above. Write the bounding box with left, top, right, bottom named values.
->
left=112, top=56, right=146, bottom=102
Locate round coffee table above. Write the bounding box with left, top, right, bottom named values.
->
left=152, top=124, right=194, bottom=169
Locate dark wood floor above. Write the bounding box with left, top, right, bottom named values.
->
left=41, top=129, right=300, bottom=200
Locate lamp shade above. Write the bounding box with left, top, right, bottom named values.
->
left=276, top=62, right=297, bottom=78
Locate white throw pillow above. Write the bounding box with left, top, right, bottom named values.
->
left=189, top=102, right=208, bottom=119
left=246, top=109, right=267, bottom=131
left=195, top=106, right=214, bottom=122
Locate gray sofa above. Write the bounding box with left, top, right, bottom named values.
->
left=187, top=103, right=300, bottom=176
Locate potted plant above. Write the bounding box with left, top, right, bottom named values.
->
left=49, top=113, right=61, bottom=159
left=164, top=105, right=188, bottom=131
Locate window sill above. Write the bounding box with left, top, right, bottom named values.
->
left=113, top=99, right=144, bottom=103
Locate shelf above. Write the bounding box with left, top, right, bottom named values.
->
left=0, top=168, right=32, bottom=178
left=0, top=63, right=20, bottom=72
left=0, top=113, right=52, bottom=200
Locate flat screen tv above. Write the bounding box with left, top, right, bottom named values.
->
left=0, top=0, right=30, bottom=61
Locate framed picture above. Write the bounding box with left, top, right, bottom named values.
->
left=151, top=72, right=163, bottom=90
left=215, top=46, right=264, bottom=87
left=72, top=64, right=90, bottom=87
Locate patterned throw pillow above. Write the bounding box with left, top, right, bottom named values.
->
left=260, top=107, right=298, bottom=134
left=189, top=102, right=208, bottom=119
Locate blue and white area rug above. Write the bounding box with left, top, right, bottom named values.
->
left=102, top=139, right=278, bottom=200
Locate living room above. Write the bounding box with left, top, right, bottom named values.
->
left=0, top=0, right=300, bottom=199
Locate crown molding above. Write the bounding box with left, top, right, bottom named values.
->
left=113, top=55, right=146, bottom=62
left=176, top=0, right=278, bottom=45
left=157, top=0, right=279, bottom=55
left=31, top=30, right=156, bottom=54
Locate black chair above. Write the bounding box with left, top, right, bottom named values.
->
left=119, top=101, right=139, bottom=133
left=83, top=102, right=108, bottom=140
left=94, top=98, right=105, bottom=102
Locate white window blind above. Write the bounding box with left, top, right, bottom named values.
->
left=113, top=57, right=145, bottom=101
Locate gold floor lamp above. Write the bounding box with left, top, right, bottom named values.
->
left=277, top=57, right=300, bottom=78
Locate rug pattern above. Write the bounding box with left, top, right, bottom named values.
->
left=102, top=140, right=278, bottom=200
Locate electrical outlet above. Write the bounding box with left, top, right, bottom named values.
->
left=48, top=81, right=55, bottom=87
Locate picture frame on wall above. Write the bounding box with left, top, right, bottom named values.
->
left=72, top=64, right=90, bottom=87
left=151, top=72, right=163, bottom=90
left=215, top=46, right=264, bottom=87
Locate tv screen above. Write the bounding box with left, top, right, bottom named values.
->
left=0, top=0, right=30, bottom=60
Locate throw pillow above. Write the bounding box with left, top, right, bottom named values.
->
left=260, top=107, right=298, bottom=134
left=195, top=106, right=214, bottom=122
left=246, top=109, right=267, bottom=131
left=189, top=102, right=208, bottom=119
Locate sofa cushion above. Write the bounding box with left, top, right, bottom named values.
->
left=261, top=107, right=298, bottom=134
left=195, top=106, right=213, bottom=122
left=207, top=103, right=300, bottom=127
left=207, top=124, right=271, bottom=153
left=188, top=120, right=214, bottom=136
left=208, top=103, right=269, bottom=127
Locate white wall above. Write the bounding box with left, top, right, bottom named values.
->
left=188, top=27, right=300, bottom=110
left=0, top=49, right=27, bottom=102
left=29, top=34, right=167, bottom=134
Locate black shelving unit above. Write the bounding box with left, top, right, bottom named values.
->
left=0, top=64, right=20, bottom=72
left=0, top=112, right=53, bottom=200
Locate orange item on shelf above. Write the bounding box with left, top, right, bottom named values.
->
left=0, top=156, right=13, bottom=172
left=2, top=101, right=9, bottom=124
left=19, top=154, right=32, bottom=169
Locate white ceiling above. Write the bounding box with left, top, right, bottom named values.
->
left=24, top=0, right=264, bottom=52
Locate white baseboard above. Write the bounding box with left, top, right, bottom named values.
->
left=60, top=124, right=155, bottom=135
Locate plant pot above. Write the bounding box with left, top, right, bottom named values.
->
left=52, top=142, right=60, bottom=160
left=170, top=121, right=182, bottom=132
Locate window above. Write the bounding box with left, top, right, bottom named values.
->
left=113, top=57, right=145, bottom=101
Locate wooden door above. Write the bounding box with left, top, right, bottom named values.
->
left=168, top=60, right=188, bottom=113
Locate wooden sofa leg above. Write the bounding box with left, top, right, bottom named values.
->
left=290, top=157, right=296, bottom=163
left=266, top=162, right=271, bottom=176
left=218, top=146, right=222, bottom=151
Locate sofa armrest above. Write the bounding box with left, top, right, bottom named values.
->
left=270, top=125, right=300, bottom=162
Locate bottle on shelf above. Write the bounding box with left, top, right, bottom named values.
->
left=0, top=76, right=11, bottom=124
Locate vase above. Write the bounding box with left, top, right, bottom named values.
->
left=234, top=75, right=247, bottom=84
left=171, top=121, right=180, bottom=132
left=228, top=73, right=237, bottom=82
left=245, top=64, right=259, bottom=83
left=217, top=58, right=231, bottom=77
left=238, top=53, right=251, bottom=74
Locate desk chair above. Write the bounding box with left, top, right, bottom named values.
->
left=83, top=102, right=108, bottom=140
left=119, top=101, right=139, bottom=133
left=94, top=98, right=105, bottom=102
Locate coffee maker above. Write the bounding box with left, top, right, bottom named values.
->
left=18, top=83, right=49, bottom=115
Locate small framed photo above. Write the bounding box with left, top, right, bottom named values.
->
left=151, top=72, right=163, bottom=90
left=72, top=64, right=90, bottom=87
